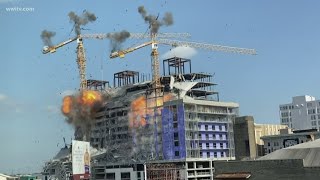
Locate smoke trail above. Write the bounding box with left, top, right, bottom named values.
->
left=107, top=30, right=131, bottom=52
left=40, top=30, right=56, bottom=46
left=162, top=12, right=173, bottom=26
left=138, top=6, right=174, bottom=34
left=68, top=10, right=97, bottom=35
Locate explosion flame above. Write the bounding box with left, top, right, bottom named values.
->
left=62, top=90, right=102, bottom=117
left=61, top=90, right=103, bottom=141
left=129, top=94, right=173, bottom=128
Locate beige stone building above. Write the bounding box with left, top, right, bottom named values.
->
left=254, top=124, right=287, bottom=156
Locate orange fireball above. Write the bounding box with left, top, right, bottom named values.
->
left=62, top=96, right=72, bottom=114
left=81, top=90, right=102, bottom=106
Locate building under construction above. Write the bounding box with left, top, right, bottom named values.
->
left=39, top=8, right=257, bottom=180
left=88, top=57, right=239, bottom=180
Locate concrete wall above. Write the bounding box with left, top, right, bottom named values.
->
left=234, top=116, right=257, bottom=160
left=104, top=168, right=142, bottom=180
left=214, top=159, right=320, bottom=180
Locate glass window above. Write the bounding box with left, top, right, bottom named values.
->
left=106, top=173, right=115, bottom=179
left=121, top=172, right=130, bottom=180
left=173, top=122, right=178, bottom=128
left=175, top=141, right=179, bottom=146
left=175, top=151, right=179, bottom=156
left=174, top=132, right=179, bottom=140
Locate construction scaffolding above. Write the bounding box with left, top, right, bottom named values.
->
left=145, top=86, right=165, bottom=160
left=163, top=57, right=192, bottom=77
left=87, top=79, right=109, bottom=91
left=161, top=57, right=219, bottom=100
left=147, top=163, right=183, bottom=180
left=114, top=70, right=140, bottom=87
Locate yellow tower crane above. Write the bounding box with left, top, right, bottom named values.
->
left=109, top=32, right=257, bottom=89
left=42, top=33, right=189, bottom=90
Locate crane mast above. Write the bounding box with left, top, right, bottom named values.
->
left=76, top=37, right=87, bottom=90
left=151, top=33, right=161, bottom=88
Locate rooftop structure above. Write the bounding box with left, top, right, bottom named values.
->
left=87, top=79, right=109, bottom=91
left=260, top=128, right=320, bottom=155
left=161, top=57, right=218, bottom=100
left=113, top=70, right=140, bottom=87
left=259, top=139, right=320, bottom=167
left=213, top=139, right=320, bottom=180
left=0, top=174, right=18, bottom=180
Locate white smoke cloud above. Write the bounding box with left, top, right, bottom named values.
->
left=0, top=94, right=7, bottom=101
left=0, top=94, right=24, bottom=114
left=162, top=46, right=197, bottom=59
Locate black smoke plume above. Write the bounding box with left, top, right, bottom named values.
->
left=61, top=91, right=111, bottom=141
left=138, top=6, right=173, bottom=34
left=107, top=30, right=131, bottom=52
left=40, top=30, right=56, bottom=46
left=68, top=10, right=97, bottom=35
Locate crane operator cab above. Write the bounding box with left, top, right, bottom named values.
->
left=152, top=42, right=158, bottom=50
left=42, top=46, right=49, bottom=54
left=77, top=37, right=83, bottom=44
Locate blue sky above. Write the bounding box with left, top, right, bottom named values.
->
left=1, top=0, right=320, bottom=174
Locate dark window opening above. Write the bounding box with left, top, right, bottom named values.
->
left=175, top=141, right=179, bottom=146
left=175, top=151, right=180, bottom=156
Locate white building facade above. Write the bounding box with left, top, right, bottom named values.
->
left=279, top=95, right=320, bottom=130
